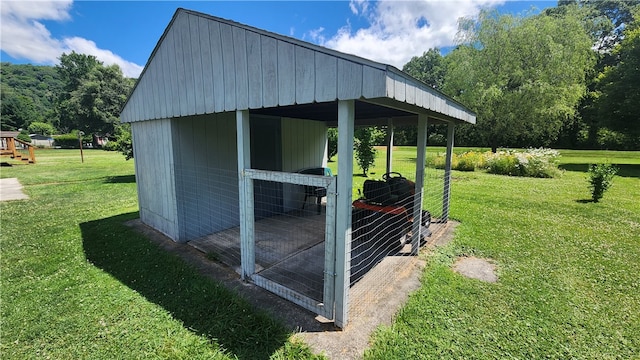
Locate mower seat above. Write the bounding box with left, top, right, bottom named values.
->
left=363, top=180, right=398, bottom=206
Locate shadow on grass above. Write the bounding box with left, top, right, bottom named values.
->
left=81, top=212, right=289, bottom=360
left=576, top=199, right=595, bottom=203
left=103, top=174, right=136, bottom=183
left=559, top=163, right=640, bottom=178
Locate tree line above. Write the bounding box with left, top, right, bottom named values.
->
left=1, top=52, right=134, bottom=150
left=1, top=0, right=638, bottom=154
left=403, top=0, right=639, bottom=151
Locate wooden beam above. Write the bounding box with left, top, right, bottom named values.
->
left=236, top=109, right=255, bottom=280
left=334, top=99, right=354, bottom=328
left=442, top=122, right=455, bottom=222
left=411, top=114, right=428, bottom=254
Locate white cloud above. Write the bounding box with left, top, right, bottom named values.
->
left=0, top=0, right=143, bottom=77
left=320, top=0, right=505, bottom=69
left=307, top=27, right=326, bottom=43
left=349, top=0, right=370, bottom=16
left=63, top=37, right=143, bottom=79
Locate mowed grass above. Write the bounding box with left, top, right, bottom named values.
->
left=362, top=148, right=640, bottom=359
left=2, top=147, right=639, bottom=359
left=0, top=149, right=319, bottom=359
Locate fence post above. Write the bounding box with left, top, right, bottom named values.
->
left=334, top=100, right=354, bottom=328
left=385, top=118, right=394, bottom=174
left=442, top=122, right=455, bottom=222
left=412, top=114, right=428, bottom=254
left=236, top=109, right=255, bottom=280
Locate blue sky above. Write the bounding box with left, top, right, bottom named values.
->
left=1, top=1, right=556, bottom=78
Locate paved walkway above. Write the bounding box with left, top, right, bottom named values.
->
left=0, top=178, right=29, bottom=201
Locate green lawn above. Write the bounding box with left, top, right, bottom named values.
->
left=364, top=148, right=640, bottom=359
left=0, top=149, right=319, bottom=360
left=2, top=148, right=639, bottom=359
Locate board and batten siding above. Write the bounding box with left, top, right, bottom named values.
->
left=122, top=9, right=475, bottom=126
left=121, top=10, right=392, bottom=123
left=132, top=118, right=179, bottom=239
left=170, top=113, right=240, bottom=241
left=281, top=118, right=328, bottom=212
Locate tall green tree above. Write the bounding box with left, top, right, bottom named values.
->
left=401, top=48, right=450, bottom=146
left=56, top=52, right=134, bottom=135
left=0, top=63, right=63, bottom=130
left=555, top=0, right=638, bottom=53
left=27, top=122, right=56, bottom=136
left=551, top=1, right=639, bottom=147
left=595, top=11, right=640, bottom=146
left=444, top=10, right=595, bottom=151
left=402, top=48, right=447, bottom=90
left=0, top=90, right=40, bottom=131
left=354, top=127, right=377, bottom=176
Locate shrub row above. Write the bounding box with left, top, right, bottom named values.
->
left=429, top=148, right=562, bottom=178
left=53, top=133, right=92, bottom=148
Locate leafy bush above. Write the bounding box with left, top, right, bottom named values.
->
left=429, top=152, right=455, bottom=170
left=17, top=130, right=31, bottom=143
left=27, top=122, right=56, bottom=136
left=106, top=123, right=133, bottom=160
left=53, top=131, right=91, bottom=148
left=456, top=151, right=485, bottom=171
left=588, top=163, right=618, bottom=202
left=327, top=128, right=338, bottom=161
left=53, top=133, right=80, bottom=148
left=427, top=133, right=446, bottom=146
left=486, top=148, right=561, bottom=178
left=486, top=152, right=520, bottom=176
left=430, top=148, right=562, bottom=178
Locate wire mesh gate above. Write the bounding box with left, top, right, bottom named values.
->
left=244, top=169, right=337, bottom=320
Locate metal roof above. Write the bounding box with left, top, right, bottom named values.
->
left=121, top=8, right=475, bottom=125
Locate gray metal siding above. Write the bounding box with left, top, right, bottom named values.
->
left=385, top=72, right=476, bottom=124
left=121, top=9, right=475, bottom=125
left=281, top=118, right=327, bottom=172
left=132, top=119, right=179, bottom=239
left=171, top=113, right=240, bottom=241
left=281, top=118, right=328, bottom=211
left=121, top=11, right=391, bottom=123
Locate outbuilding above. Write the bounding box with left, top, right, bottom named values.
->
left=120, top=8, right=475, bottom=328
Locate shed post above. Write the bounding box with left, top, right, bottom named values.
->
left=411, top=114, right=428, bottom=254
left=442, top=122, right=455, bottom=222
left=236, top=109, right=255, bottom=280
left=334, top=100, right=354, bottom=328
left=385, top=118, right=394, bottom=174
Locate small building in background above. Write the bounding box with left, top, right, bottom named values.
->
left=29, top=134, right=54, bottom=148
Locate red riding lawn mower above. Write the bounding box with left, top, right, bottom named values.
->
left=350, top=172, right=431, bottom=285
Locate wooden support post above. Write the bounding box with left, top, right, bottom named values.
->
left=8, top=138, right=17, bottom=158
left=28, top=145, right=35, bottom=164
left=236, top=109, right=255, bottom=280
left=411, top=114, right=428, bottom=254
left=385, top=118, right=394, bottom=174
left=442, top=122, right=455, bottom=222
left=334, top=100, right=354, bottom=328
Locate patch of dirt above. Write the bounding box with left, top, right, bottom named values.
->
left=453, top=256, right=498, bottom=283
